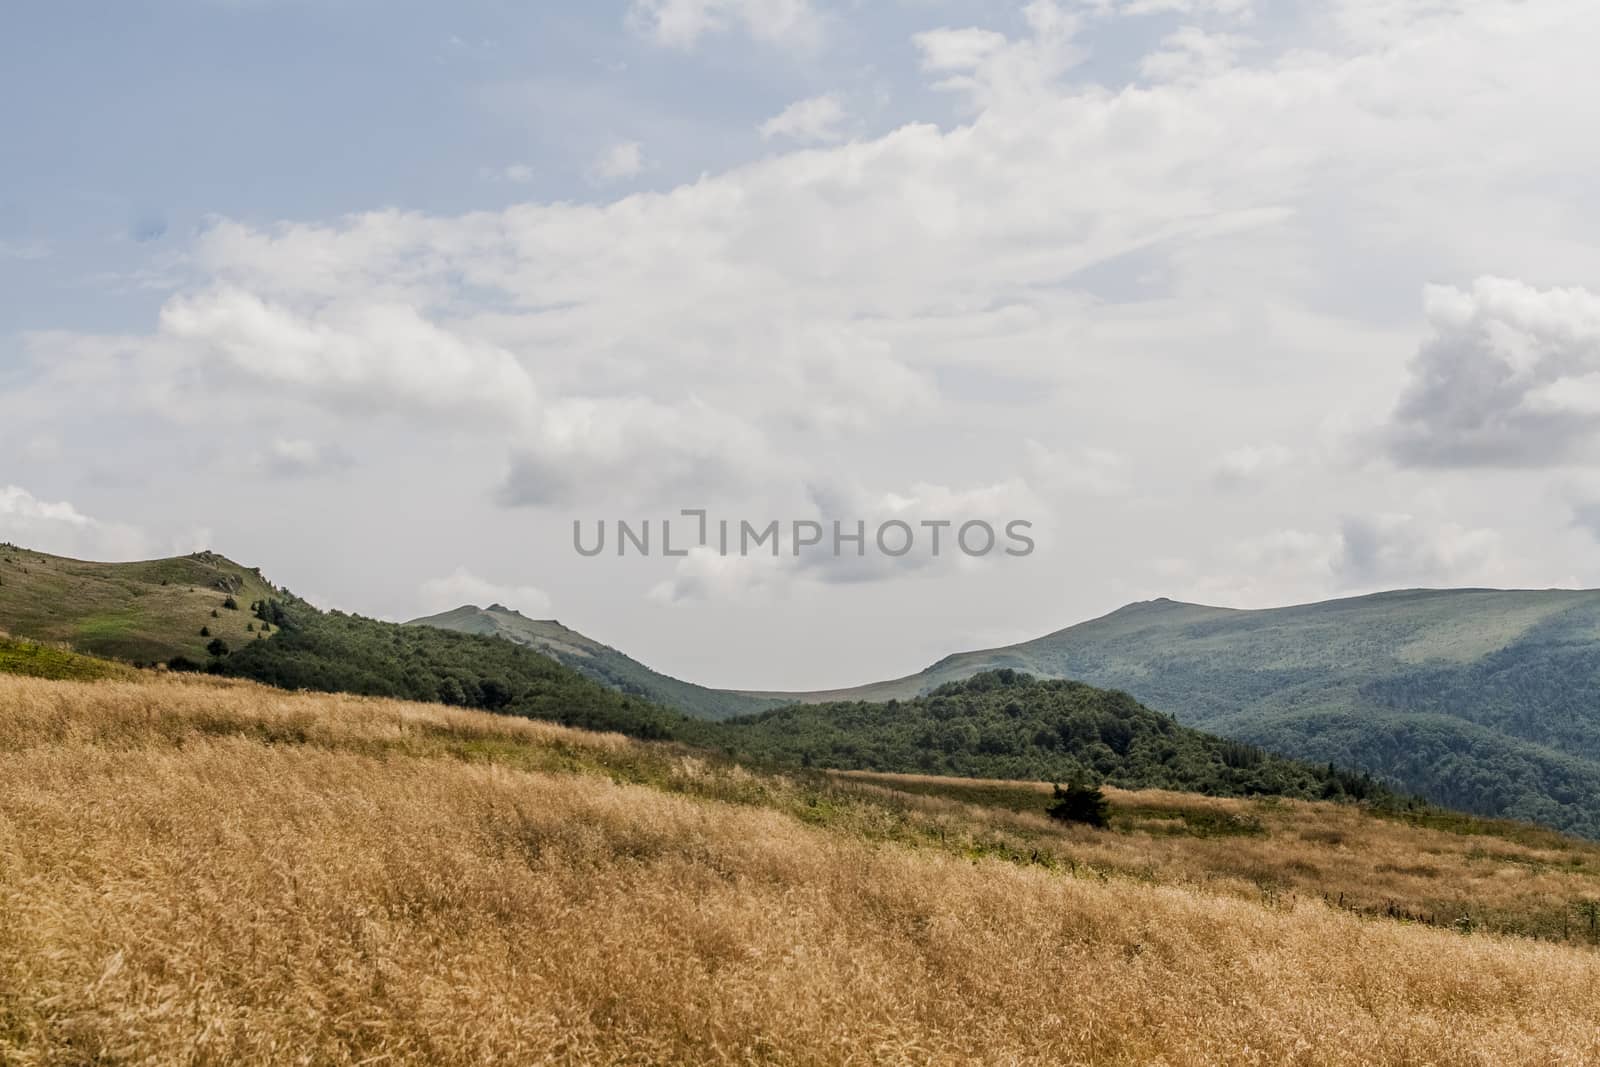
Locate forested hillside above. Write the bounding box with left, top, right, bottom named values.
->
left=762, top=590, right=1600, bottom=835
left=212, top=595, right=685, bottom=738
left=409, top=604, right=781, bottom=719
left=711, top=670, right=1391, bottom=803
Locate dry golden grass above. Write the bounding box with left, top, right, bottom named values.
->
left=832, top=771, right=1600, bottom=941
left=4, top=673, right=1600, bottom=1065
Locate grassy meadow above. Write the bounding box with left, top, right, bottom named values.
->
left=4, top=673, right=1600, bottom=1064
left=0, top=548, right=278, bottom=664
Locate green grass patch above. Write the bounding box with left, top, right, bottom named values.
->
left=0, top=637, right=128, bottom=681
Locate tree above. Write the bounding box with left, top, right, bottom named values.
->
left=222, top=596, right=239, bottom=611
left=206, top=638, right=230, bottom=658
left=1047, top=782, right=1111, bottom=829
left=199, top=626, right=210, bottom=638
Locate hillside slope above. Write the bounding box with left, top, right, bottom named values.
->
left=0, top=546, right=686, bottom=739
left=4, top=671, right=1600, bottom=1065
left=409, top=604, right=781, bottom=719
left=713, top=670, right=1391, bottom=803
left=0, top=545, right=279, bottom=663
left=754, top=589, right=1600, bottom=835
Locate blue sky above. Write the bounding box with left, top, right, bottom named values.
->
left=4, top=0, right=1600, bottom=688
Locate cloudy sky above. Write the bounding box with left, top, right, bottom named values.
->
left=4, top=0, right=1600, bottom=689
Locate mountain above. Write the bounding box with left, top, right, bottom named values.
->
left=755, top=589, right=1600, bottom=836
left=0, top=546, right=684, bottom=738
left=0, top=546, right=1392, bottom=810
left=0, top=544, right=279, bottom=663
left=712, top=669, right=1391, bottom=803
left=408, top=604, right=782, bottom=720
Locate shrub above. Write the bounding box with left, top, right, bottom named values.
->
left=206, top=638, right=230, bottom=658
left=1047, top=782, right=1111, bottom=829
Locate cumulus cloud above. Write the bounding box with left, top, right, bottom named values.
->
left=498, top=395, right=779, bottom=508
left=590, top=141, right=646, bottom=181
left=1574, top=498, right=1600, bottom=543
left=1139, top=28, right=1255, bottom=82
left=628, top=0, right=822, bottom=49
left=481, top=163, right=536, bottom=183
left=21, top=0, right=1600, bottom=649
left=647, top=475, right=1042, bottom=601
left=417, top=567, right=553, bottom=617
left=159, top=287, right=541, bottom=425
left=1211, top=444, right=1294, bottom=489
left=1384, top=279, right=1600, bottom=469
left=1026, top=441, right=1129, bottom=497
left=0, top=486, right=150, bottom=561
left=914, top=2, right=1083, bottom=107
left=1333, top=513, right=1506, bottom=590
left=759, top=94, right=850, bottom=144
left=253, top=439, right=353, bottom=479
left=1178, top=513, right=1509, bottom=607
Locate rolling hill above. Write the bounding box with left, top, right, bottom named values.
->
left=0, top=547, right=683, bottom=738
left=11, top=545, right=1599, bottom=834
left=712, top=669, right=1392, bottom=804
left=755, top=589, right=1600, bottom=835
left=5, top=668, right=1600, bottom=1064
left=0, top=546, right=1400, bottom=810
left=409, top=603, right=782, bottom=719
left=0, top=544, right=278, bottom=663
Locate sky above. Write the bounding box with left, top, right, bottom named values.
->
left=4, top=0, right=1600, bottom=690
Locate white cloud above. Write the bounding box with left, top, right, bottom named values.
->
left=499, top=395, right=779, bottom=508
left=1026, top=441, right=1129, bottom=497
left=0, top=486, right=150, bottom=562
left=1383, top=278, right=1600, bottom=468
left=628, top=0, right=823, bottom=49
left=158, top=286, right=541, bottom=425
left=1139, top=28, right=1255, bottom=82
left=648, top=475, right=1043, bottom=601
left=1334, top=513, right=1506, bottom=590
left=417, top=567, right=553, bottom=617
left=759, top=94, right=850, bottom=144
left=481, top=163, right=536, bottom=183
left=648, top=546, right=794, bottom=604
left=253, top=438, right=352, bottom=479
left=20, top=0, right=1600, bottom=675
left=1211, top=443, right=1294, bottom=488
left=914, top=2, right=1083, bottom=107
left=590, top=141, right=646, bottom=181
left=1168, top=513, right=1511, bottom=607
left=1111, top=0, right=1254, bottom=18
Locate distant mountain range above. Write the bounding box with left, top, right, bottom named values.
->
left=752, top=589, right=1600, bottom=835
left=421, top=588, right=1600, bottom=836
left=7, top=541, right=1600, bottom=835
left=407, top=604, right=784, bottom=720
left=0, top=547, right=1372, bottom=808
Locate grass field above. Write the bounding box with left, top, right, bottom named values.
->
left=0, top=547, right=278, bottom=664
left=4, top=672, right=1600, bottom=1064
left=0, top=634, right=131, bottom=682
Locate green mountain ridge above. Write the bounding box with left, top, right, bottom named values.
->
left=407, top=604, right=782, bottom=720
left=0, top=544, right=279, bottom=663
left=6, top=545, right=1595, bottom=833
left=752, top=588, right=1600, bottom=835
left=0, top=547, right=1407, bottom=818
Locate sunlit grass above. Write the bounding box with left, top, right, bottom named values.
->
left=3, top=673, right=1600, bottom=1064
